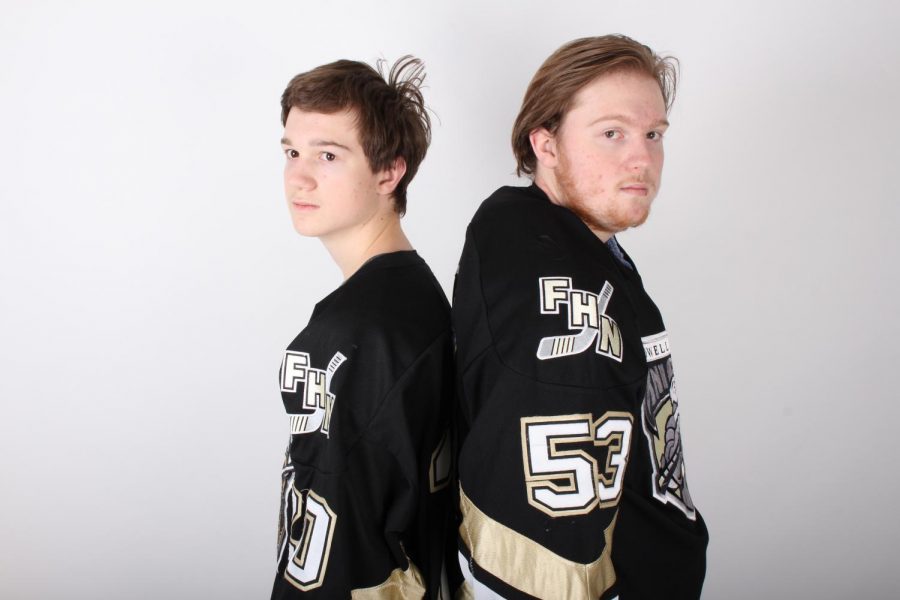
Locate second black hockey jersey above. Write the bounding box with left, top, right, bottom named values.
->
left=272, top=251, right=453, bottom=599
left=451, top=185, right=708, bottom=599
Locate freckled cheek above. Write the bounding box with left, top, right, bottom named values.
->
left=569, top=158, right=608, bottom=195
left=582, top=178, right=608, bottom=200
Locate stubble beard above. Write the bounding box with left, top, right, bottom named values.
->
left=555, top=151, right=653, bottom=238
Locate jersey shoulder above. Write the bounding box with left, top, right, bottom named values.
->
left=343, top=251, right=451, bottom=352
left=456, top=186, right=645, bottom=388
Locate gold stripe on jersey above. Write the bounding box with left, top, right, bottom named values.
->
left=351, top=561, right=426, bottom=599
left=458, top=486, right=617, bottom=599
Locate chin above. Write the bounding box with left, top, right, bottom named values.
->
left=635, top=205, right=652, bottom=221
left=624, top=213, right=650, bottom=230
left=624, top=201, right=653, bottom=227
left=291, top=220, right=321, bottom=238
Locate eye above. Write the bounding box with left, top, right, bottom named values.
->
left=320, top=151, right=336, bottom=162
left=284, top=148, right=299, bottom=159
left=647, top=131, right=665, bottom=141
left=603, top=130, right=623, bottom=140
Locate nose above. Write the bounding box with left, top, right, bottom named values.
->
left=625, top=138, right=653, bottom=171
left=285, top=159, right=316, bottom=191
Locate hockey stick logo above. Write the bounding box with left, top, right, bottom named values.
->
left=280, top=351, right=347, bottom=437
left=536, top=277, right=623, bottom=362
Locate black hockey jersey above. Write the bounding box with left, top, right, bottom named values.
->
left=451, top=185, right=708, bottom=599
left=272, top=251, right=453, bottom=599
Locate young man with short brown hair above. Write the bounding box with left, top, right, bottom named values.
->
left=272, top=57, right=452, bottom=599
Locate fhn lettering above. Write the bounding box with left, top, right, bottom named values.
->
left=537, top=277, right=623, bottom=362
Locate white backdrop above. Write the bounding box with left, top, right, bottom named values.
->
left=2, top=0, right=899, bottom=598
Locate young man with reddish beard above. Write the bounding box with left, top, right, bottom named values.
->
left=450, top=36, right=709, bottom=599
left=272, top=57, right=452, bottom=598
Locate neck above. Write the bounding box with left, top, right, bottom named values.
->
left=534, top=170, right=562, bottom=207
left=322, top=212, right=413, bottom=280
left=534, top=170, right=614, bottom=242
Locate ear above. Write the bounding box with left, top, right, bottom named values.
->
left=529, top=127, right=560, bottom=169
left=376, top=157, right=407, bottom=197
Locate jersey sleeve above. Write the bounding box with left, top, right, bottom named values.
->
left=608, top=340, right=709, bottom=599
left=363, top=331, right=454, bottom=598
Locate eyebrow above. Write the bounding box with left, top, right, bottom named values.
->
left=589, top=114, right=670, bottom=128
left=280, top=137, right=352, bottom=151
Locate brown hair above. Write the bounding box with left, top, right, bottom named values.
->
left=280, top=56, right=431, bottom=215
left=512, top=35, right=678, bottom=176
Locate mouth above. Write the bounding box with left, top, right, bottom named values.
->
left=291, top=201, right=319, bottom=211
left=619, top=183, right=651, bottom=197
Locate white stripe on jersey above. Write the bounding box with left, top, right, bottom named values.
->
left=458, top=550, right=507, bottom=599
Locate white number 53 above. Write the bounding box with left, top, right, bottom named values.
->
left=521, top=412, right=633, bottom=517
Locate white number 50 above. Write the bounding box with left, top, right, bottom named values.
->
left=284, top=490, right=337, bottom=591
